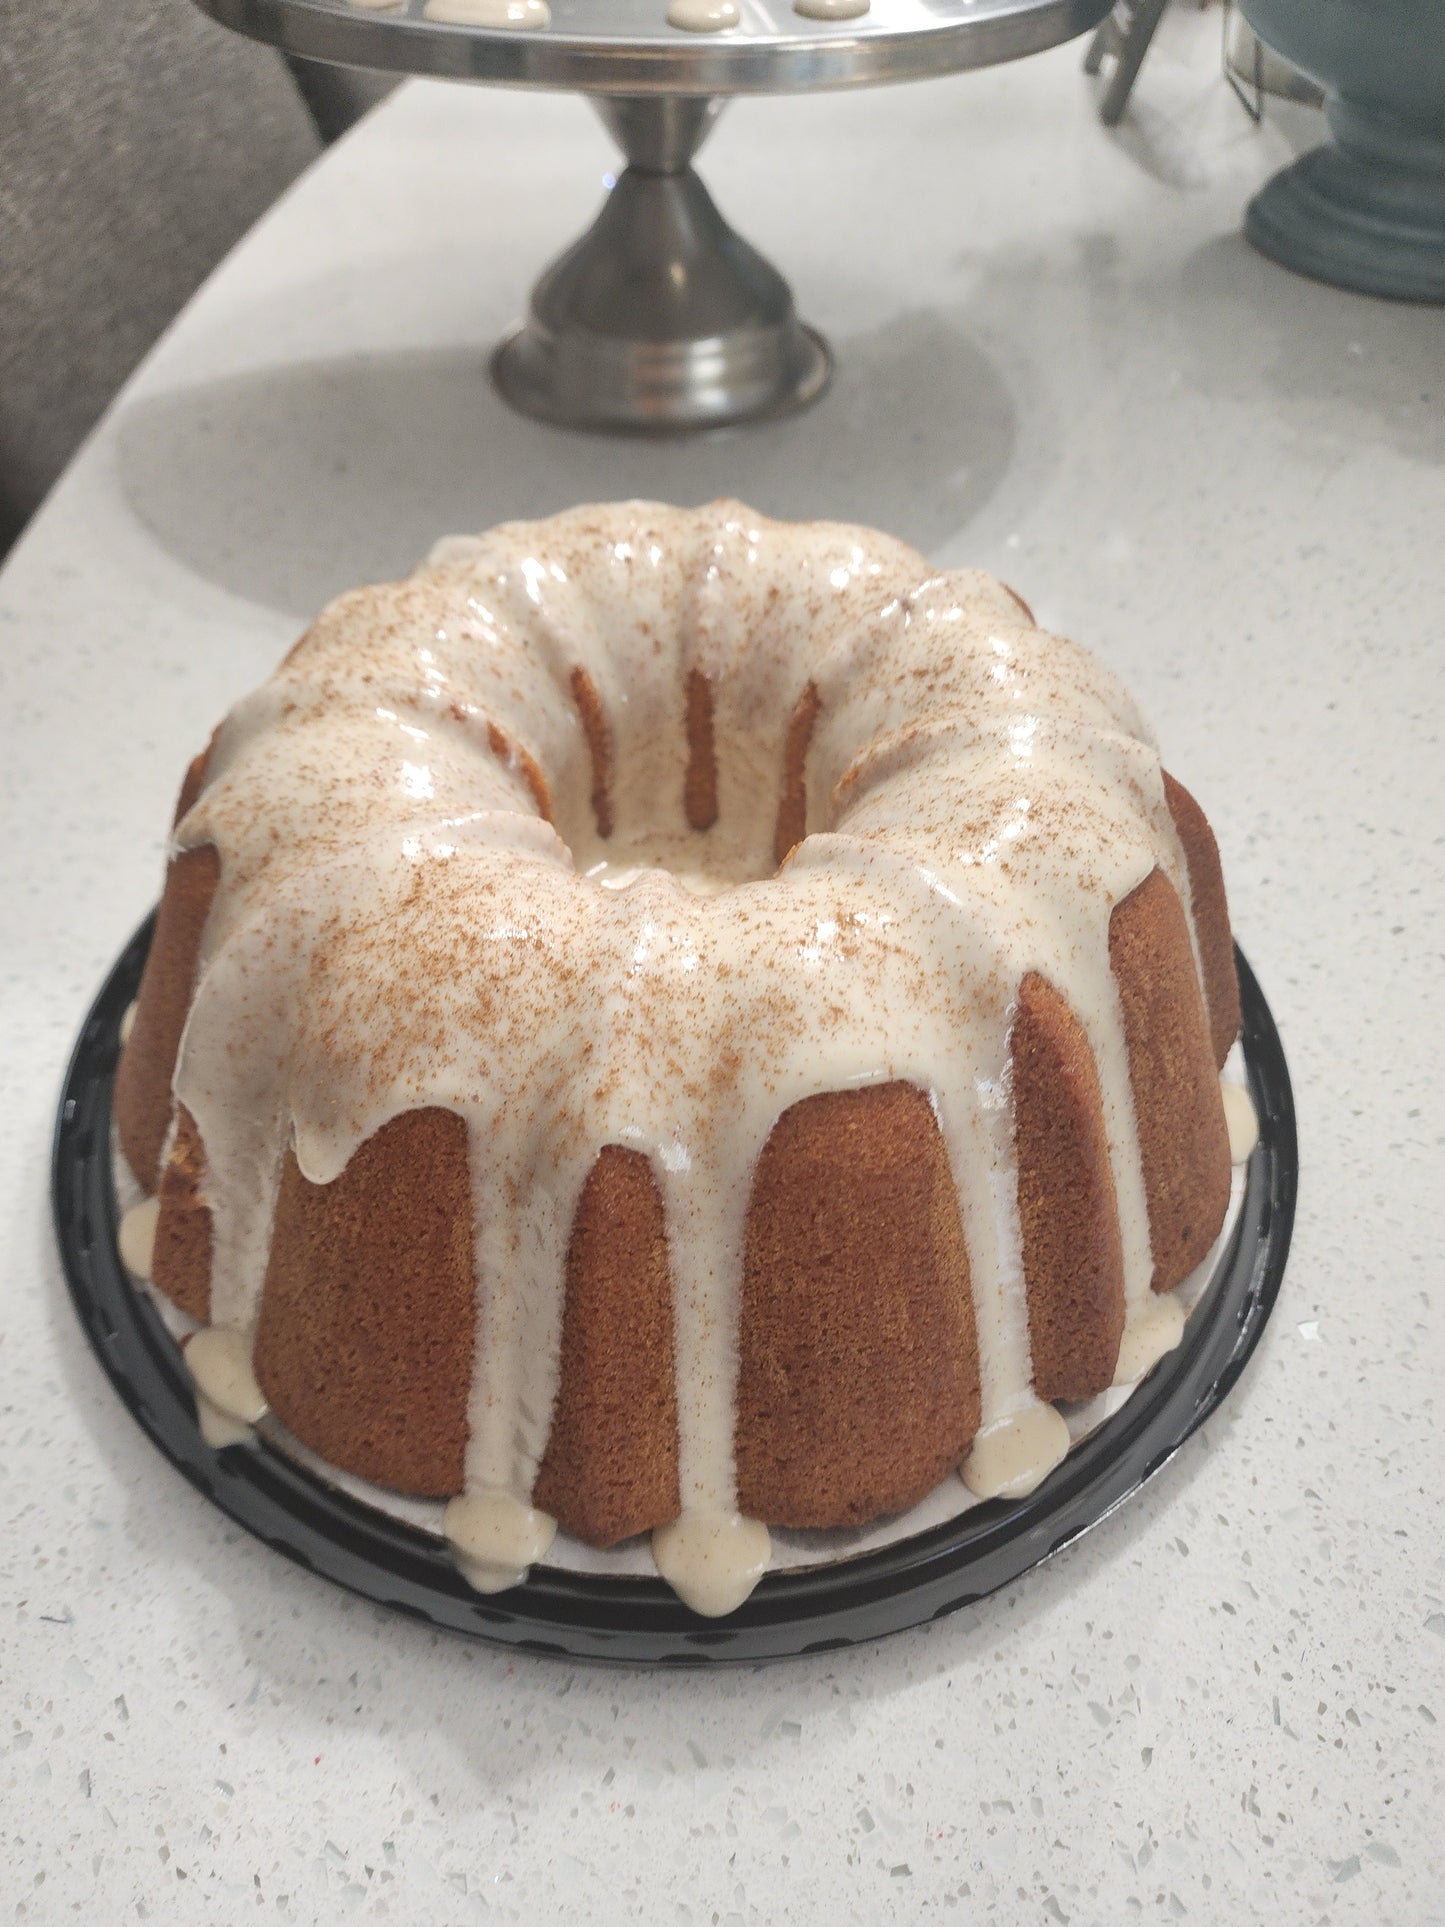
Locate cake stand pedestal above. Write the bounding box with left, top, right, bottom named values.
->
left=191, top=0, right=1111, bottom=429
left=491, top=94, right=831, bottom=430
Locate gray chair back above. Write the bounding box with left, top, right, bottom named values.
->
left=0, top=0, right=322, bottom=550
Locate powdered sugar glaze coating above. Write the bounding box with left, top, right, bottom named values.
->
left=163, top=500, right=1209, bottom=1615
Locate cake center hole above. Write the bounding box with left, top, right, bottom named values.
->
left=563, top=803, right=779, bottom=897
left=553, top=669, right=790, bottom=894
left=576, top=826, right=767, bottom=897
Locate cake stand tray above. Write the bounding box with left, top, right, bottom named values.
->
left=52, top=917, right=1295, bottom=1666
left=195, top=0, right=1110, bottom=95
left=190, top=0, right=1110, bottom=430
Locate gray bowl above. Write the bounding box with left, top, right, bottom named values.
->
left=1240, top=0, right=1445, bottom=300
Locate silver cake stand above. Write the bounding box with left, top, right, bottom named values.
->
left=194, top=0, right=1110, bottom=430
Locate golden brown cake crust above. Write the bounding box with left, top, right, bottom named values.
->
left=773, top=680, right=820, bottom=867
left=1013, top=972, right=1126, bottom=1401
left=253, top=1107, right=475, bottom=1497
left=533, top=1146, right=682, bottom=1547
left=114, top=840, right=220, bottom=1193
left=734, top=1081, right=981, bottom=1529
left=115, top=744, right=218, bottom=1192
left=1110, top=868, right=1232, bottom=1293
left=483, top=717, right=553, bottom=822
left=150, top=1105, right=213, bottom=1321
left=173, top=744, right=213, bottom=827
left=569, top=666, right=613, bottom=839
left=1163, top=770, right=1241, bottom=1070
left=683, top=668, right=719, bottom=833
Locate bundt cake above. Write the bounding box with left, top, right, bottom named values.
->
left=114, top=499, right=1250, bottom=1616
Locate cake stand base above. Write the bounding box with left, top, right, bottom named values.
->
left=1246, top=97, right=1445, bottom=303
left=491, top=95, right=832, bottom=432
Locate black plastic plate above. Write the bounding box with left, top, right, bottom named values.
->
left=53, top=918, right=1295, bottom=1665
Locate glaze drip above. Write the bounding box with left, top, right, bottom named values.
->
left=444, top=1490, right=557, bottom=1593
left=154, top=500, right=1222, bottom=1615
left=185, top=1326, right=269, bottom=1449
left=665, top=0, right=739, bottom=28
left=119, top=1195, right=160, bottom=1281
left=1222, top=1079, right=1259, bottom=1164
left=421, top=0, right=550, bottom=25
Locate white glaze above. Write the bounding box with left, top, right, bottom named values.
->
left=196, top=1396, right=254, bottom=1450
left=118, top=1195, right=160, bottom=1280
left=653, top=1509, right=772, bottom=1617
left=422, top=0, right=550, bottom=24
left=1222, top=1078, right=1258, bottom=1164
left=119, top=999, right=138, bottom=1046
left=444, top=1490, right=557, bottom=1593
left=962, top=1404, right=1071, bottom=1501
left=185, top=1327, right=269, bottom=1426
left=1112, top=1294, right=1186, bottom=1386
left=666, top=0, right=739, bottom=29
left=150, top=500, right=1220, bottom=1615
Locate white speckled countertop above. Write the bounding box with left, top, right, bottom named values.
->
left=2, top=12, right=1442, bottom=1921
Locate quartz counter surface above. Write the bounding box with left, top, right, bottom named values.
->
left=2, top=12, right=1442, bottom=1921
